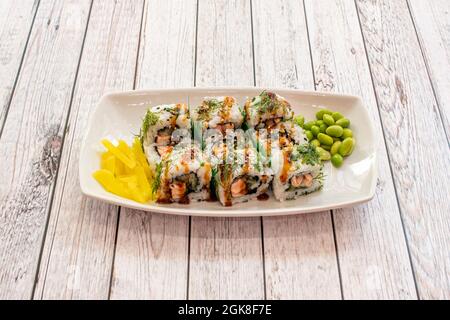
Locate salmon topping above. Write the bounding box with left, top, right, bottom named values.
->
left=291, top=173, right=313, bottom=188
left=291, top=175, right=304, bottom=188
left=302, top=174, right=313, bottom=188
left=170, top=182, right=186, bottom=200
left=231, top=179, right=247, bottom=198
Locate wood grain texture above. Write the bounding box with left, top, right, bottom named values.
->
left=33, top=0, right=143, bottom=300
left=111, top=210, right=190, bottom=299
left=109, top=0, right=197, bottom=299
left=188, top=0, right=264, bottom=299
left=356, top=0, right=450, bottom=299
left=408, top=0, right=450, bottom=137
left=252, top=0, right=342, bottom=300
left=305, top=0, right=417, bottom=299
left=0, top=0, right=91, bottom=299
left=0, top=0, right=38, bottom=128
left=189, top=217, right=264, bottom=299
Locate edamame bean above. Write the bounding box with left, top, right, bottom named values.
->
left=332, top=112, right=344, bottom=121
left=338, top=137, right=355, bottom=157
left=304, top=121, right=316, bottom=130
left=347, top=138, right=355, bottom=156
left=316, top=147, right=331, bottom=161
left=311, top=139, right=320, bottom=148
left=311, top=125, right=320, bottom=137
left=323, top=114, right=335, bottom=126
left=319, top=124, right=327, bottom=133
left=331, top=154, right=344, bottom=168
left=317, top=133, right=334, bottom=146
left=330, top=141, right=342, bottom=155
left=326, top=125, right=344, bottom=137
left=321, top=144, right=331, bottom=151
left=336, top=118, right=350, bottom=128
left=316, top=109, right=332, bottom=120
left=316, top=120, right=324, bottom=126
left=305, top=130, right=314, bottom=141
left=294, top=115, right=305, bottom=128
left=342, top=128, right=353, bottom=139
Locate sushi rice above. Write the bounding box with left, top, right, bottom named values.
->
left=141, top=103, right=191, bottom=171
left=155, top=142, right=212, bottom=204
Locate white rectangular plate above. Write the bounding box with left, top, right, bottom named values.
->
left=80, top=87, right=377, bottom=217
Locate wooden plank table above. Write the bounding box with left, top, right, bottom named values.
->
left=0, top=0, right=448, bottom=300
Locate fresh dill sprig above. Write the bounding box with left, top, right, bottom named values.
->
left=292, top=143, right=321, bottom=166
left=239, top=105, right=246, bottom=119
left=314, top=169, right=325, bottom=185
left=151, top=162, right=163, bottom=195
left=257, top=91, right=273, bottom=113
left=197, top=99, right=221, bottom=121
left=140, top=109, right=159, bottom=143
left=257, top=90, right=284, bottom=114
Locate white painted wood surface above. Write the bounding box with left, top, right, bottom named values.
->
left=0, top=0, right=38, bottom=128
left=252, top=0, right=342, bottom=300
left=408, top=0, right=450, bottom=137
left=188, top=0, right=264, bottom=300
left=34, top=0, right=143, bottom=299
left=0, top=0, right=449, bottom=300
left=356, top=0, right=450, bottom=299
left=305, top=0, right=417, bottom=300
left=109, top=0, right=197, bottom=299
left=0, top=0, right=91, bottom=299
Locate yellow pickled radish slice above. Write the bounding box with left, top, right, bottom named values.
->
left=101, top=139, right=136, bottom=169
left=95, top=138, right=155, bottom=203
left=118, top=140, right=136, bottom=161
left=132, top=137, right=153, bottom=179
left=101, top=154, right=115, bottom=174
left=117, top=174, right=138, bottom=184
left=128, top=183, right=147, bottom=203
left=93, top=169, right=130, bottom=199
left=134, top=166, right=151, bottom=200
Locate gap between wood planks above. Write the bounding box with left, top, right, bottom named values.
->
left=250, top=0, right=268, bottom=300
left=106, top=0, right=147, bottom=300
left=405, top=0, right=449, bottom=143
left=185, top=0, right=200, bottom=300
left=30, top=0, right=95, bottom=299
left=0, top=0, right=41, bottom=139
left=301, top=0, right=345, bottom=299
left=354, top=0, right=450, bottom=298
left=353, top=0, right=420, bottom=298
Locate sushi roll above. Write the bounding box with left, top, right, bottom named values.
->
left=155, top=143, right=212, bottom=204
left=191, top=96, right=244, bottom=139
left=244, top=91, right=294, bottom=129
left=246, top=119, right=308, bottom=160
left=269, top=120, right=308, bottom=149
left=272, top=143, right=323, bottom=201
left=214, top=144, right=273, bottom=206
left=141, top=103, right=191, bottom=168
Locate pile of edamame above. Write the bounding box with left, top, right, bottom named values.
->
left=295, top=109, right=355, bottom=168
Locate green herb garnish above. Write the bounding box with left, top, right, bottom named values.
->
left=197, top=99, right=221, bottom=121
left=292, top=143, right=321, bottom=166
left=151, top=162, right=163, bottom=195
left=140, top=109, right=159, bottom=144
left=257, top=91, right=274, bottom=113
left=239, top=105, right=246, bottom=119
